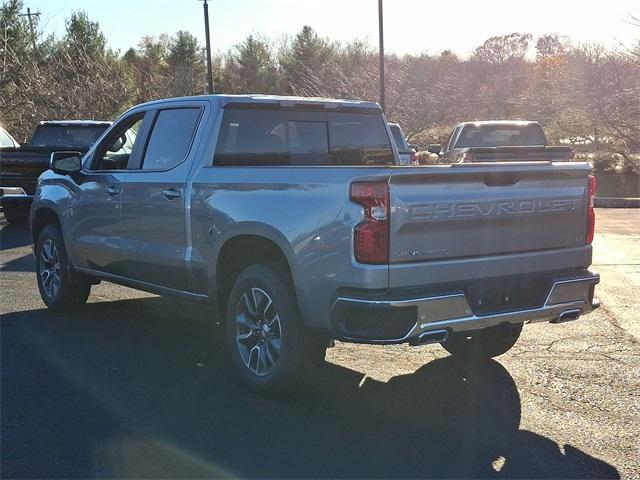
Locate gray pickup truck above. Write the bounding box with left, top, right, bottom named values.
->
left=30, top=95, right=599, bottom=394
left=434, top=121, right=574, bottom=163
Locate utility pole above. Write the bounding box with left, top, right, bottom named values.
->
left=378, top=0, right=385, bottom=112
left=20, top=7, right=40, bottom=54
left=200, top=0, right=214, bottom=94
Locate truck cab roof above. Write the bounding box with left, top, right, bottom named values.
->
left=456, top=120, right=541, bottom=128
left=38, top=120, right=112, bottom=127
left=134, top=94, right=382, bottom=112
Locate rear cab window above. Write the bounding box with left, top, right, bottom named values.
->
left=457, top=124, right=547, bottom=148
left=214, top=108, right=394, bottom=166
left=30, top=125, right=108, bottom=148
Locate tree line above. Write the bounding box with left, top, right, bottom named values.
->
left=1, top=0, right=638, bottom=171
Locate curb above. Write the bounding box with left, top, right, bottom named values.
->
left=595, top=197, right=640, bottom=208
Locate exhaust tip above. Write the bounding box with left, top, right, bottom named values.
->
left=553, top=309, right=582, bottom=324
left=411, top=329, right=449, bottom=346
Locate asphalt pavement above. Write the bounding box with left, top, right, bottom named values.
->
left=1, top=209, right=638, bottom=479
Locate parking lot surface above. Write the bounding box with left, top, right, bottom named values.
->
left=1, top=209, right=638, bottom=479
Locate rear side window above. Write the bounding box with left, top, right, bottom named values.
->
left=214, top=109, right=394, bottom=166
left=142, top=108, right=201, bottom=170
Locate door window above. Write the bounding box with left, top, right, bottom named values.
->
left=141, top=108, right=201, bottom=171
left=92, top=114, right=145, bottom=171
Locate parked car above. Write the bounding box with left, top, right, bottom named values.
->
left=0, top=126, right=20, bottom=148
left=433, top=120, right=574, bottom=163
left=31, top=95, right=599, bottom=395
left=388, top=122, right=417, bottom=165
left=0, top=120, right=111, bottom=223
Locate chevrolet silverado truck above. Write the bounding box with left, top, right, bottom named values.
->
left=0, top=120, right=111, bottom=223
left=30, top=95, right=599, bottom=395
left=433, top=120, right=574, bottom=163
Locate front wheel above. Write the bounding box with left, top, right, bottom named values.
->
left=225, top=263, right=325, bottom=396
left=36, top=224, right=91, bottom=311
left=440, top=323, right=523, bottom=360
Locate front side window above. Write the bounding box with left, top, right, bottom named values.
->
left=214, top=109, right=394, bottom=167
left=141, top=108, right=201, bottom=170
left=92, top=114, right=145, bottom=171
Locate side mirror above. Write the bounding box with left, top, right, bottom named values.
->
left=50, top=151, right=82, bottom=175
left=427, top=144, right=442, bottom=155
left=108, top=135, right=125, bottom=152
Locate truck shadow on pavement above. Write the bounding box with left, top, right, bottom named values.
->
left=1, top=296, right=620, bottom=479
left=0, top=222, right=32, bottom=250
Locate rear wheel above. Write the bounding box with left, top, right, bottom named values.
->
left=441, top=323, right=523, bottom=360
left=36, top=224, right=91, bottom=311
left=225, top=263, right=325, bottom=396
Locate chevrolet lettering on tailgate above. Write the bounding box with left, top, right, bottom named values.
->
left=411, top=197, right=581, bottom=221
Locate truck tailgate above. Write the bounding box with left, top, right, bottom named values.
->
left=388, top=163, right=591, bottom=286
left=465, top=146, right=573, bottom=162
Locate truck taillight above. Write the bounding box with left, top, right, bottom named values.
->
left=586, top=175, right=596, bottom=244
left=410, top=151, right=418, bottom=165
left=350, top=181, right=390, bottom=264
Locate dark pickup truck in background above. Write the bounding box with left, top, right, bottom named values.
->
left=432, top=121, right=574, bottom=163
left=0, top=120, right=110, bottom=223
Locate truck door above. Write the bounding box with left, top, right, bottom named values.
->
left=119, top=106, right=204, bottom=291
left=69, top=112, right=149, bottom=275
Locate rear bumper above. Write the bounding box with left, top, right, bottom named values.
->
left=331, top=270, right=599, bottom=344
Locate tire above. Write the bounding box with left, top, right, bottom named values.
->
left=36, top=224, right=91, bottom=311
left=441, top=323, right=523, bottom=360
left=225, top=263, right=326, bottom=396
left=3, top=203, right=29, bottom=224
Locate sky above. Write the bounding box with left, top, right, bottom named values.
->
left=32, top=0, right=639, bottom=57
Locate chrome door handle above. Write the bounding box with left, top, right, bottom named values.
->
left=106, top=185, right=120, bottom=196
left=162, top=188, right=182, bottom=200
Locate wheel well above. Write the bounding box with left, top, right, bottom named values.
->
left=32, top=208, right=60, bottom=244
left=216, top=235, right=293, bottom=319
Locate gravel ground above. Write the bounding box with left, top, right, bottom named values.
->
left=1, top=209, right=638, bottom=479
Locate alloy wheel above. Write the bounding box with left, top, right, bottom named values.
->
left=39, top=239, right=61, bottom=299
left=233, top=287, right=282, bottom=376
